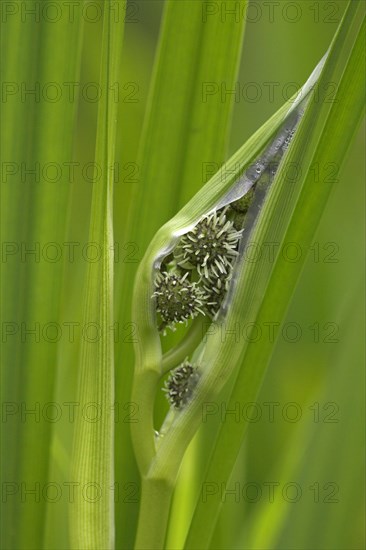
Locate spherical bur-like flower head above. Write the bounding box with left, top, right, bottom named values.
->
left=152, top=271, right=206, bottom=332
left=163, top=360, right=199, bottom=408
left=175, top=208, right=243, bottom=278
left=202, top=268, right=233, bottom=318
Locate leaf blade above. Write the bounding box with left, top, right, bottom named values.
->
left=184, top=4, right=365, bottom=548
left=69, top=4, right=126, bottom=549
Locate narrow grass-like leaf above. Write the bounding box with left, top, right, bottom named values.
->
left=128, top=0, right=248, bottom=244
left=69, top=4, right=126, bottom=549
left=184, top=4, right=365, bottom=548
left=243, top=275, right=364, bottom=549
left=1, top=8, right=84, bottom=549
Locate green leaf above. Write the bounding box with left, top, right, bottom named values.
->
left=242, top=270, right=364, bottom=549
left=128, top=0, right=248, bottom=245
left=69, top=4, right=126, bottom=549
left=184, top=4, right=365, bottom=548
left=1, top=7, right=84, bottom=549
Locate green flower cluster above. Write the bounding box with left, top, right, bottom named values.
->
left=152, top=199, right=257, bottom=333
left=163, top=360, right=199, bottom=409
left=153, top=271, right=207, bottom=333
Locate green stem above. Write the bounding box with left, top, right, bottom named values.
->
left=161, top=316, right=208, bottom=374
left=134, top=477, right=174, bottom=550
left=131, top=369, right=160, bottom=475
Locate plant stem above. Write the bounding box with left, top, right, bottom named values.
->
left=134, top=477, right=174, bottom=550
left=161, top=316, right=208, bottom=374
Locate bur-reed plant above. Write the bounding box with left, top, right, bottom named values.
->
left=130, top=3, right=365, bottom=548
left=1, top=1, right=364, bottom=550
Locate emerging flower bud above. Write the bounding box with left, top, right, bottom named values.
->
left=163, top=360, right=199, bottom=408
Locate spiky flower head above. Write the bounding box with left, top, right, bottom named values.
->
left=202, top=268, right=233, bottom=318
left=175, top=208, right=242, bottom=278
left=152, top=271, right=206, bottom=332
left=163, top=360, right=199, bottom=408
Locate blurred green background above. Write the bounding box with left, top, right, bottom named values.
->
left=1, top=1, right=364, bottom=549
